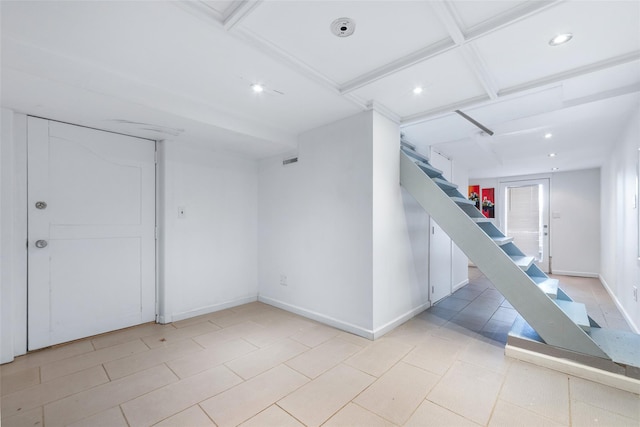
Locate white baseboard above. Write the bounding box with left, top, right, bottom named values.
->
left=259, top=296, right=374, bottom=339
left=599, top=275, right=640, bottom=334
left=552, top=270, right=599, bottom=278
left=453, top=279, right=469, bottom=292
left=505, top=345, right=640, bottom=394
left=170, top=295, right=258, bottom=323
left=372, top=301, right=431, bottom=339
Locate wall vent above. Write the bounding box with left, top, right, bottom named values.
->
left=283, top=156, right=298, bottom=166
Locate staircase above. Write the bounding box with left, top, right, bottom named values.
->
left=400, top=143, right=640, bottom=374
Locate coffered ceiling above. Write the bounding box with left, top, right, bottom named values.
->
left=2, top=1, right=639, bottom=177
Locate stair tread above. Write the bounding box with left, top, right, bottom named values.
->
left=433, top=177, right=458, bottom=189
left=554, top=299, right=590, bottom=332
left=491, top=236, right=514, bottom=245
left=451, top=196, right=475, bottom=205
left=470, top=217, right=492, bottom=223
left=510, top=255, right=535, bottom=270
left=530, top=277, right=559, bottom=299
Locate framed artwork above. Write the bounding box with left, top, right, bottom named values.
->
left=468, top=185, right=480, bottom=209
left=481, top=187, right=495, bottom=218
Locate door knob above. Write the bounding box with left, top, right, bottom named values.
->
left=35, top=240, right=48, bottom=248
left=35, top=201, right=47, bottom=210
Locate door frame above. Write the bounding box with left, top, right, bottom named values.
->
left=498, top=177, right=551, bottom=273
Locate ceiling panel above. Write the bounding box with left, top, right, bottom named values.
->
left=447, top=0, right=531, bottom=32
left=472, top=0, right=640, bottom=90
left=351, top=49, right=488, bottom=117
left=240, top=1, right=451, bottom=84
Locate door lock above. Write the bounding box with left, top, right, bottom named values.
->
left=35, top=201, right=47, bottom=210
left=35, top=240, right=48, bottom=248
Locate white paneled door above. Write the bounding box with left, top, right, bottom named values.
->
left=27, top=118, right=156, bottom=350
left=429, top=151, right=452, bottom=304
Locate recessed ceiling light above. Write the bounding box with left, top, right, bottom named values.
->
left=549, top=33, right=573, bottom=46
left=548, top=153, right=557, bottom=157
left=413, top=86, right=424, bottom=95
left=552, top=167, right=559, bottom=171
left=251, top=83, right=264, bottom=93
left=544, top=133, right=553, bottom=139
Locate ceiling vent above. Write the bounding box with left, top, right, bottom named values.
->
left=331, top=17, right=356, bottom=37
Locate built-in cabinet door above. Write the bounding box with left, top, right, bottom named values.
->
left=27, top=117, right=156, bottom=350
left=429, top=150, right=452, bottom=303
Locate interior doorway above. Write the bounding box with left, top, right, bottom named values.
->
left=500, top=178, right=550, bottom=273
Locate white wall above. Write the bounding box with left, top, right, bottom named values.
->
left=372, top=112, right=430, bottom=336
left=1, top=109, right=28, bottom=363
left=470, top=172, right=600, bottom=276
left=551, top=168, right=600, bottom=276
left=159, top=141, right=259, bottom=323
left=600, top=105, right=640, bottom=332
left=258, top=112, right=374, bottom=336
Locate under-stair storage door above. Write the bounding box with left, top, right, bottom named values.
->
left=27, top=118, right=156, bottom=350
left=429, top=151, right=452, bottom=303
left=501, top=178, right=550, bottom=273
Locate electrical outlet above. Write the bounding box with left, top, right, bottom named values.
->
left=633, top=286, right=638, bottom=302
left=280, top=274, right=288, bottom=286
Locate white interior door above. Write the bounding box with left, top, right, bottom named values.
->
left=500, top=178, right=550, bottom=273
left=28, top=118, right=156, bottom=350
left=429, top=150, right=452, bottom=303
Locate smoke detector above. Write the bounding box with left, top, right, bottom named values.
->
left=331, top=17, right=356, bottom=37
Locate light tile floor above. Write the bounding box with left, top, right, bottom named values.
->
left=1, top=268, right=638, bottom=426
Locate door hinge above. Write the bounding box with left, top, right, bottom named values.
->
left=154, top=151, right=158, bottom=164
left=154, top=226, right=158, bottom=240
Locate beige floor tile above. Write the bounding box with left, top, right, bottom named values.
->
left=208, top=309, right=255, bottom=329
left=240, top=405, right=305, bottom=427
left=1, top=406, right=43, bottom=427
left=142, top=321, right=221, bottom=348
left=570, top=376, right=640, bottom=421
left=226, top=338, right=309, bottom=379
left=167, top=338, right=256, bottom=379
left=200, top=364, right=308, bottom=427
left=104, top=339, right=202, bottom=380
left=499, top=361, right=570, bottom=425
left=354, top=362, right=439, bottom=425
left=402, top=334, right=465, bottom=376
left=1, top=366, right=40, bottom=396
left=278, top=364, right=375, bottom=427
left=40, top=339, right=149, bottom=382
left=488, top=399, right=567, bottom=427
left=153, top=405, right=216, bottom=427
left=194, top=321, right=265, bottom=348
left=323, top=403, right=396, bottom=427
left=571, top=400, right=639, bottom=427
left=68, top=406, right=128, bottom=427
left=43, top=364, right=177, bottom=427
left=285, top=337, right=362, bottom=379
left=1, top=365, right=109, bottom=419
left=404, top=400, right=480, bottom=427
left=0, top=341, right=95, bottom=376
left=172, top=313, right=218, bottom=329
left=122, top=365, right=242, bottom=427
left=344, top=338, right=413, bottom=377
left=335, top=331, right=372, bottom=347
left=383, top=317, right=436, bottom=345
left=91, top=323, right=175, bottom=350
left=289, top=323, right=340, bottom=347
left=427, top=360, right=503, bottom=425
left=243, top=323, right=307, bottom=348
left=457, top=337, right=512, bottom=374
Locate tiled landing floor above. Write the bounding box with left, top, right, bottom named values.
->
left=2, top=268, right=638, bottom=426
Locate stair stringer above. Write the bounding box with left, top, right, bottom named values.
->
left=400, top=152, right=609, bottom=359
